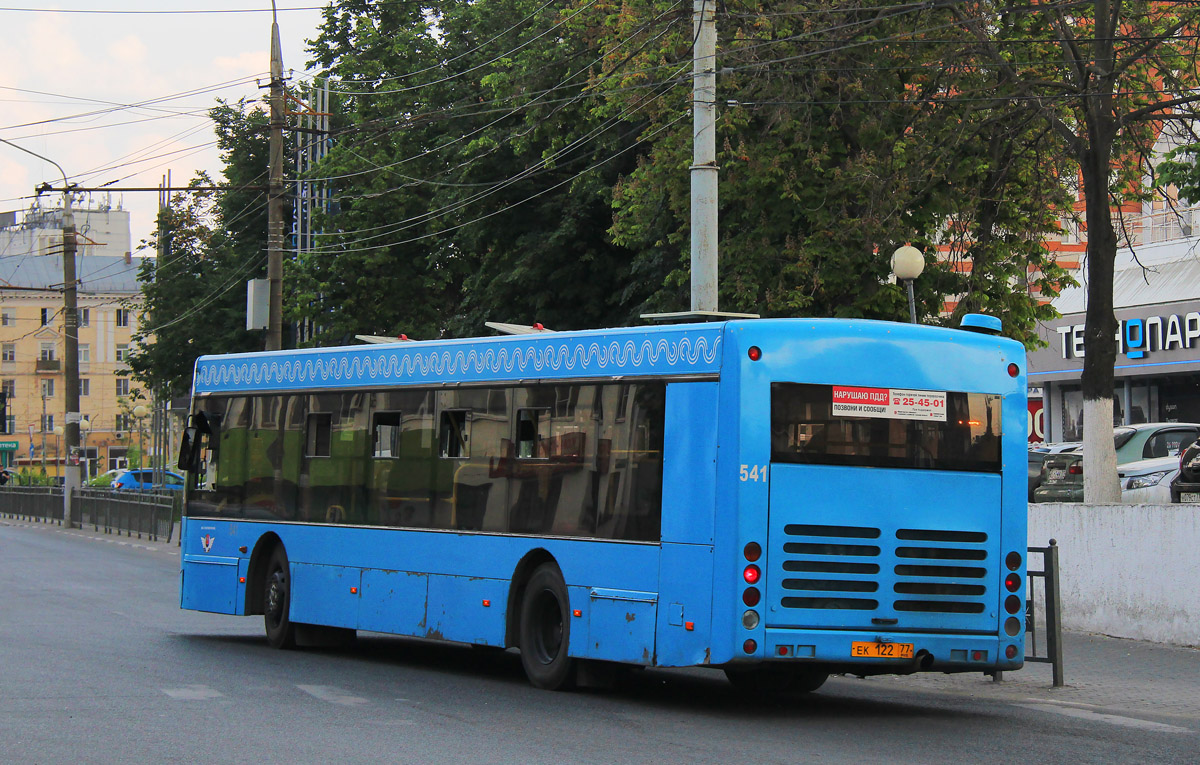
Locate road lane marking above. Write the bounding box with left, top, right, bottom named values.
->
left=162, top=685, right=224, bottom=701
left=297, top=684, right=368, bottom=705
left=1017, top=703, right=1192, bottom=733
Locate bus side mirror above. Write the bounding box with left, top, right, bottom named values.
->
left=178, top=427, right=200, bottom=473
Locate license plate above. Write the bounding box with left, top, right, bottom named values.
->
left=851, top=641, right=914, bottom=659
left=1046, top=468, right=1066, bottom=482
left=1182, top=492, right=1200, bottom=503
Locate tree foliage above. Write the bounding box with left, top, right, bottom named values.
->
left=127, top=102, right=276, bottom=398
left=948, top=0, right=1200, bottom=501
left=290, top=0, right=1081, bottom=345
left=595, top=1, right=1075, bottom=342
left=139, top=0, right=1200, bottom=398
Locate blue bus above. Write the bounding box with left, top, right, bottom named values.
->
left=177, top=317, right=1027, bottom=692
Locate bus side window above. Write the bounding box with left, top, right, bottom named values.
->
left=516, top=408, right=548, bottom=459
left=439, top=410, right=469, bottom=459
left=306, top=413, right=332, bottom=457
left=372, top=412, right=402, bottom=458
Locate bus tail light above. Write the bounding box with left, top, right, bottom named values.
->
left=743, top=565, right=761, bottom=584
left=1005, top=645, right=1018, bottom=659
left=748, top=346, right=762, bottom=361
left=1005, top=595, right=1021, bottom=614
left=1007, top=363, right=1019, bottom=377
left=743, top=542, right=761, bottom=562
left=1005, top=573, right=1021, bottom=592
left=1006, top=551, right=1022, bottom=571
left=743, top=639, right=757, bottom=654
left=743, top=587, right=760, bottom=607
left=1004, top=617, right=1022, bottom=636
left=742, top=610, right=760, bottom=629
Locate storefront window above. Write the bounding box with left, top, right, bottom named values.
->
left=1059, top=385, right=1135, bottom=441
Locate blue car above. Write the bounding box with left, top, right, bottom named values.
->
left=112, top=469, right=185, bottom=491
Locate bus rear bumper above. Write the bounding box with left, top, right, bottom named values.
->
left=753, top=627, right=1025, bottom=674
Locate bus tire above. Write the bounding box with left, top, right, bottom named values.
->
left=791, top=668, right=829, bottom=694
left=518, top=563, right=575, bottom=690
left=724, top=666, right=827, bottom=695
left=264, top=547, right=296, bottom=649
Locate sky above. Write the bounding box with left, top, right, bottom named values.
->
left=0, top=2, right=327, bottom=251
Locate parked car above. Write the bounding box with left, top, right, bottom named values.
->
left=1170, top=441, right=1200, bottom=503
left=1030, top=442, right=1082, bottom=454
left=1032, top=422, right=1200, bottom=502
left=88, top=468, right=126, bottom=487
left=112, top=469, right=185, bottom=492
left=1028, top=443, right=1080, bottom=501
left=1118, top=456, right=1180, bottom=504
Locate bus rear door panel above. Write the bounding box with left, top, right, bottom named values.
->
left=764, top=463, right=1002, bottom=642
left=654, top=381, right=720, bottom=666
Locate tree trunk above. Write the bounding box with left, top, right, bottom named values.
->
left=1079, top=127, right=1122, bottom=503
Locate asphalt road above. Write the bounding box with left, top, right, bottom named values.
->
left=1, top=520, right=1195, bottom=764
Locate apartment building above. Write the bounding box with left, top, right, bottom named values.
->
left=0, top=201, right=146, bottom=477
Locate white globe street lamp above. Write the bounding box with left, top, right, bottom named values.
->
left=132, top=404, right=148, bottom=470
left=891, top=245, right=925, bottom=323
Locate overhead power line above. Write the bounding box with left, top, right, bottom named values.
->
left=0, top=5, right=326, bottom=14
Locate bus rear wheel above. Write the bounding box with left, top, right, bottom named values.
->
left=518, top=563, right=575, bottom=690
left=724, top=666, right=828, bottom=695
left=264, top=548, right=296, bottom=649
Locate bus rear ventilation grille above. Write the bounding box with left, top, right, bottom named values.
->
left=894, top=600, right=986, bottom=614
left=781, top=597, right=879, bottom=610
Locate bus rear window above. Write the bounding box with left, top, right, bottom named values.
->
left=771, top=383, right=1001, bottom=473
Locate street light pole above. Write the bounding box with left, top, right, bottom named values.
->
left=40, top=394, right=47, bottom=474
left=133, top=404, right=147, bottom=469
left=79, top=417, right=90, bottom=482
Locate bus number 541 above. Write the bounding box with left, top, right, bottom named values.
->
left=740, top=464, right=767, bottom=482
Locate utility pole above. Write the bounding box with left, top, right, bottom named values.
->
left=60, top=185, right=81, bottom=523
left=0, top=138, right=81, bottom=525
left=690, top=0, right=718, bottom=313
left=266, top=1, right=286, bottom=351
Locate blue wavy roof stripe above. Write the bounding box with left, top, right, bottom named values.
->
left=194, top=324, right=724, bottom=393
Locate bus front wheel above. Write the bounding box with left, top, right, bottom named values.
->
left=264, top=548, right=296, bottom=649
left=518, top=563, right=575, bottom=690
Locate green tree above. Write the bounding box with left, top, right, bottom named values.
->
left=298, top=0, right=463, bottom=342
left=952, top=0, right=1200, bottom=501
left=596, top=0, right=1075, bottom=338
left=128, top=101, right=276, bottom=397
left=299, top=0, right=678, bottom=340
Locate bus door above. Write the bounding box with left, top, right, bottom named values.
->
left=764, top=383, right=1004, bottom=635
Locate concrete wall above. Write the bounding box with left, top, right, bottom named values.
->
left=1029, top=503, right=1200, bottom=647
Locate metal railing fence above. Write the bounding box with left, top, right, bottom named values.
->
left=1024, top=539, right=1065, bottom=687
left=74, top=488, right=179, bottom=542
left=0, top=485, right=65, bottom=524
left=0, top=485, right=180, bottom=543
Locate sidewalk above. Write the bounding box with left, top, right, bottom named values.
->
left=872, top=631, right=1200, bottom=720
